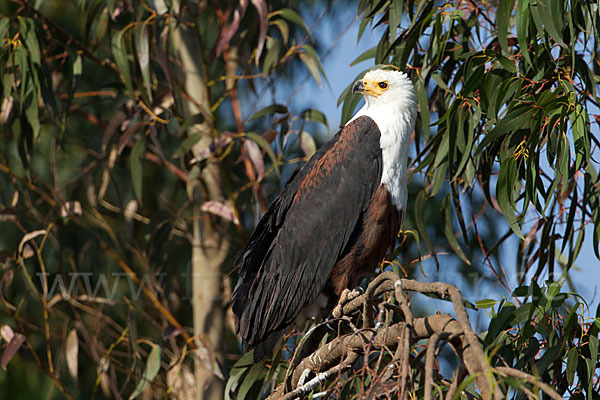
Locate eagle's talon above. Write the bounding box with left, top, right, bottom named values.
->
left=347, top=288, right=362, bottom=301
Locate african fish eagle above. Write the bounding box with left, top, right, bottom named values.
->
left=232, top=69, right=417, bottom=362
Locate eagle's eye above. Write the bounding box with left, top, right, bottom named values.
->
left=378, top=82, right=388, bottom=89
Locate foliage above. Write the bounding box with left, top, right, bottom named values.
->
left=0, top=0, right=328, bottom=398
left=484, top=280, right=600, bottom=399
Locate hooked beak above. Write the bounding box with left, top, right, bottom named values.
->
left=352, top=79, right=365, bottom=95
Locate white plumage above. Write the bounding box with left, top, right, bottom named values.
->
left=348, top=69, right=417, bottom=211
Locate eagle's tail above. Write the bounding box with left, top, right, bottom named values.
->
left=252, top=330, right=283, bottom=363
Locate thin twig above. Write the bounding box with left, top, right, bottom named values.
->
left=445, top=363, right=466, bottom=400
left=424, top=332, right=447, bottom=400
left=495, top=366, right=563, bottom=400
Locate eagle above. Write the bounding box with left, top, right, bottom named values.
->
left=232, top=69, right=417, bottom=362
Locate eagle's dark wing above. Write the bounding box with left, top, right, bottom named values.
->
left=232, top=116, right=382, bottom=358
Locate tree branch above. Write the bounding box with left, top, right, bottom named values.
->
left=495, top=366, right=562, bottom=400
left=270, top=271, right=509, bottom=399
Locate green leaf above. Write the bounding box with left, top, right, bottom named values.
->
left=496, top=0, right=515, bottom=54
left=225, top=351, right=255, bottom=400
left=476, top=106, right=533, bottom=153
left=300, top=108, right=328, bottom=128
left=432, top=127, right=449, bottom=169
left=513, top=285, right=531, bottom=297
left=589, top=335, right=598, bottom=367
left=19, top=18, right=41, bottom=66
left=130, top=136, right=146, bottom=202
left=415, top=78, right=430, bottom=140
left=111, top=28, right=135, bottom=99
left=73, top=55, right=83, bottom=77
left=269, top=19, right=289, bottom=44
left=454, top=107, right=477, bottom=180
left=249, top=104, right=288, bottom=121
left=443, top=195, right=470, bottom=265
left=516, top=0, right=532, bottom=66
left=15, top=46, right=28, bottom=103
left=570, top=105, right=590, bottom=171
left=587, top=357, right=595, bottom=398
left=23, top=89, right=40, bottom=139
left=262, top=37, right=281, bottom=73
left=87, top=3, right=109, bottom=46
left=357, top=13, right=371, bottom=44
left=534, top=345, right=560, bottom=376
left=129, top=344, right=161, bottom=399
left=340, top=91, right=361, bottom=126
left=487, top=302, right=516, bottom=342
left=0, top=18, right=9, bottom=40
left=545, top=280, right=563, bottom=300
left=431, top=73, right=453, bottom=94
left=299, top=44, right=325, bottom=88
left=513, top=303, right=535, bottom=325
left=236, top=362, right=265, bottom=399
left=388, top=0, right=401, bottom=42
left=496, top=156, right=523, bottom=239
left=414, top=189, right=437, bottom=268
left=476, top=299, right=499, bottom=309
left=487, top=329, right=509, bottom=350
left=430, top=161, right=447, bottom=197
left=495, top=54, right=517, bottom=74
left=173, top=133, right=202, bottom=158
left=350, top=46, right=377, bottom=66
left=562, top=188, right=577, bottom=254
left=453, top=373, right=479, bottom=399
left=134, top=20, right=152, bottom=101
left=538, top=0, right=566, bottom=47
left=269, top=8, right=311, bottom=38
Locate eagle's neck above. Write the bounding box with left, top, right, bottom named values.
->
left=347, top=101, right=415, bottom=211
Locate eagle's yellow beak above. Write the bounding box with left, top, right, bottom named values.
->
left=352, top=79, right=388, bottom=98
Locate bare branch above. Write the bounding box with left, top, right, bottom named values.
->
left=495, top=366, right=563, bottom=400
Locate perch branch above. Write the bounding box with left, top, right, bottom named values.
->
left=269, top=272, right=517, bottom=399
left=279, top=352, right=359, bottom=400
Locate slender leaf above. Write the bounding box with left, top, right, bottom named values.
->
left=129, top=344, right=161, bottom=399
left=130, top=136, right=146, bottom=202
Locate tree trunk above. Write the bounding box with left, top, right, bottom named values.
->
left=172, top=2, right=229, bottom=399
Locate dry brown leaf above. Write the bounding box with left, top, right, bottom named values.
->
left=60, top=201, right=82, bottom=218
left=243, top=139, right=265, bottom=181
left=0, top=325, right=14, bottom=343
left=201, top=201, right=239, bottom=225
left=1, top=333, right=26, bottom=370
left=18, top=229, right=47, bottom=256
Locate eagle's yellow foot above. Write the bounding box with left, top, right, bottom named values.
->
left=332, top=288, right=362, bottom=319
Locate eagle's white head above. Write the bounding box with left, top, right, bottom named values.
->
left=352, top=69, right=415, bottom=109
left=351, top=69, right=417, bottom=127
left=348, top=68, right=417, bottom=211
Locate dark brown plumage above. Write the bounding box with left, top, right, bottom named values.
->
left=328, top=185, right=402, bottom=296
left=232, top=116, right=400, bottom=361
